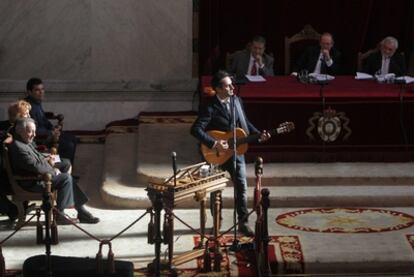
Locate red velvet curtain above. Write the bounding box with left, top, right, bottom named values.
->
left=199, top=0, right=414, bottom=75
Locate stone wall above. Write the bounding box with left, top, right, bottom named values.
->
left=0, top=0, right=196, bottom=129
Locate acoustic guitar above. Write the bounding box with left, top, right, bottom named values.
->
left=201, top=122, right=295, bottom=165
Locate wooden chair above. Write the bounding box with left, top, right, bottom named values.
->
left=2, top=138, right=56, bottom=229
left=35, top=112, right=64, bottom=150
left=225, top=42, right=252, bottom=71
left=357, top=47, right=405, bottom=73
left=409, top=51, right=414, bottom=75
left=284, top=24, right=321, bottom=75
left=357, top=47, right=379, bottom=72
left=225, top=50, right=243, bottom=72
left=225, top=45, right=274, bottom=74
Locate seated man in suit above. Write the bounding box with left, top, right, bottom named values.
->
left=362, top=36, right=406, bottom=76
left=24, top=78, right=77, bottom=164
left=293, top=32, right=341, bottom=75
left=8, top=118, right=99, bottom=224
left=0, top=100, right=34, bottom=221
left=228, top=35, right=274, bottom=78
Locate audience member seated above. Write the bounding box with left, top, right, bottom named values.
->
left=8, top=118, right=99, bottom=224
left=24, top=78, right=78, bottom=164
left=362, top=36, right=406, bottom=76
left=228, top=35, right=274, bottom=78
left=0, top=100, right=33, bottom=221
left=0, top=100, right=32, bottom=137
left=293, top=32, right=341, bottom=76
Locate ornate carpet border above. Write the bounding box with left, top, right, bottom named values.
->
left=276, top=208, right=414, bottom=233
left=407, top=234, right=414, bottom=251
left=137, top=111, right=196, bottom=124
left=192, top=235, right=304, bottom=275
left=70, top=111, right=195, bottom=144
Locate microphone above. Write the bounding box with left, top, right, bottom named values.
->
left=171, top=151, right=177, bottom=175
left=394, top=78, right=407, bottom=85
left=171, top=151, right=177, bottom=187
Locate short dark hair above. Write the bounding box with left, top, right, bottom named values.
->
left=252, top=35, right=266, bottom=45
left=211, top=70, right=231, bottom=90
left=26, top=78, right=43, bottom=91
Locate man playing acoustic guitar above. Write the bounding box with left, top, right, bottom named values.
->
left=191, top=70, right=271, bottom=236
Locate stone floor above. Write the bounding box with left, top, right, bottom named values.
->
left=2, top=140, right=414, bottom=276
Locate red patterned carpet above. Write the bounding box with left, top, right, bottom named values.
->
left=190, top=235, right=304, bottom=276
left=276, top=208, right=414, bottom=233
left=133, top=235, right=304, bottom=276
left=406, top=234, right=414, bottom=250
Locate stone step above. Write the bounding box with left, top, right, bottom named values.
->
left=137, top=162, right=414, bottom=186
left=101, top=183, right=414, bottom=209
left=135, top=120, right=414, bottom=186
left=101, top=132, right=414, bottom=208
left=100, top=133, right=140, bottom=207
left=229, top=185, right=414, bottom=208
left=246, top=162, right=414, bottom=186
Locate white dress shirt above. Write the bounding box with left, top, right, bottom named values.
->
left=247, top=55, right=264, bottom=75
left=313, top=52, right=334, bottom=74
left=380, top=56, right=390, bottom=75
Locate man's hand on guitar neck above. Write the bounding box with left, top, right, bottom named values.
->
left=213, top=140, right=229, bottom=151
left=258, top=130, right=271, bottom=143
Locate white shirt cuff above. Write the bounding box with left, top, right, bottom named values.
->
left=326, top=59, right=333, bottom=67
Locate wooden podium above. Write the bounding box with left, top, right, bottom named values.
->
left=147, top=162, right=229, bottom=272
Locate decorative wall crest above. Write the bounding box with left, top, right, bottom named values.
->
left=306, top=107, right=351, bottom=142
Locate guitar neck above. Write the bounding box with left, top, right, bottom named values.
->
left=236, top=127, right=281, bottom=145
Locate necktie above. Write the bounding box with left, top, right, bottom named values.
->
left=381, top=57, right=390, bottom=75
left=224, top=101, right=231, bottom=116
left=250, top=61, right=257, bottom=75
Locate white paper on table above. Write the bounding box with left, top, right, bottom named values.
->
left=396, top=76, right=414, bottom=84
left=355, top=72, right=374, bottom=80
left=245, top=75, right=266, bottom=82
left=309, top=73, right=335, bottom=81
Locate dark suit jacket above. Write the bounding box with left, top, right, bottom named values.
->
left=229, top=49, right=274, bottom=77
left=0, top=120, right=12, bottom=143
left=191, top=96, right=260, bottom=149
left=294, top=46, right=341, bottom=75
left=362, top=51, right=406, bottom=76
left=9, top=139, right=55, bottom=177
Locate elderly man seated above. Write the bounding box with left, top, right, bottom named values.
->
left=362, top=36, right=406, bottom=76
left=8, top=118, right=99, bottom=224
left=0, top=100, right=34, bottom=221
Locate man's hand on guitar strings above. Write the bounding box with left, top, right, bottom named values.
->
left=214, top=140, right=229, bottom=151
left=258, top=130, right=271, bottom=143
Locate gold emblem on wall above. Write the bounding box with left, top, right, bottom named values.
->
left=306, top=107, right=351, bottom=142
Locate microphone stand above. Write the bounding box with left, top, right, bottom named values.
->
left=397, top=80, right=408, bottom=145
left=318, top=73, right=328, bottom=157
left=229, top=95, right=240, bottom=252
left=319, top=81, right=327, bottom=111
left=172, top=152, right=177, bottom=186
left=319, top=58, right=329, bottom=111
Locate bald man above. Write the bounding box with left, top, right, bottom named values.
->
left=293, top=32, right=341, bottom=75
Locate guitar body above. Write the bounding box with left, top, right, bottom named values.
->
left=201, top=128, right=249, bottom=165
left=200, top=121, right=295, bottom=165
